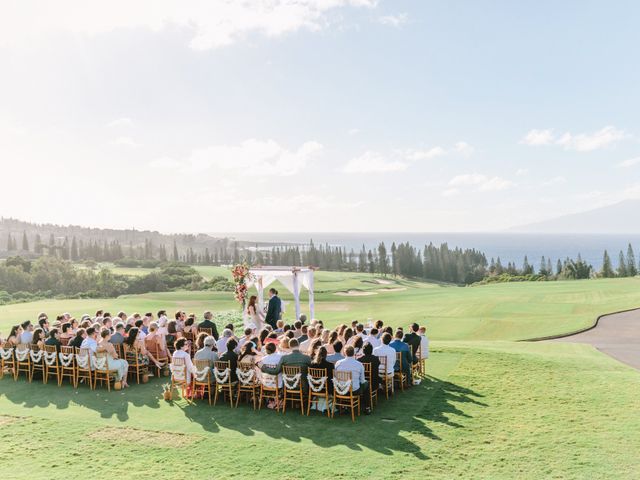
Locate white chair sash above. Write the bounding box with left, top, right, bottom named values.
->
left=236, top=368, right=255, bottom=385
left=213, top=367, right=230, bottom=384
left=333, top=378, right=352, bottom=396
left=283, top=372, right=302, bottom=390
left=59, top=352, right=74, bottom=367
left=76, top=353, right=90, bottom=370
left=0, top=347, right=14, bottom=361
left=194, top=366, right=210, bottom=382
left=15, top=347, right=30, bottom=362
left=261, top=373, right=278, bottom=388
left=94, top=355, right=108, bottom=371
left=170, top=363, right=186, bottom=382
left=307, top=375, right=327, bottom=393
left=44, top=351, right=58, bottom=366
left=30, top=349, right=43, bottom=363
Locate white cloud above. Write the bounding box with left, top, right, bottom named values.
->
left=347, top=128, right=361, bottom=136
left=111, top=136, right=141, bottom=147
left=522, top=126, right=628, bottom=152
left=150, top=139, right=322, bottom=176
left=521, top=129, right=554, bottom=146
left=541, top=176, right=567, bottom=187
left=343, top=151, right=408, bottom=173
left=378, top=13, right=408, bottom=27
left=453, top=141, right=474, bottom=156
left=0, top=0, right=376, bottom=50
left=448, top=173, right=514, bottom=192
left=516, top=168, right=529, bottom=176
left=442, top=188, right=460, bottom=197
left=618, top=157, right=640, bottom=168
left=405, top=146, right=446, bottom=161
left=107, top=117, right=134, bottom=128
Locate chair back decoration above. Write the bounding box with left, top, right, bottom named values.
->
left=30, top=346, right=44, bottom=363
left=94, top=351, right=108, bottom=371
left=170, top=358, right=187, bottom=382
left=283, top=366, right=302, bottom=390
left=76, top=348, right=91, bottom=369
left=213, top=361, right=231, bottom=384
left=43, top=346, right=58, bottom=366
left=58, top=348, right=74, bottom=367
left=333, top=371, right=353, bottom=396
left=0, top=344, right=14, bottom=361
left=236, top=366, right=255, bottom=385
left=307, top=368, right=328, bottom=393
left=260, top=364, right=278, bottom=388
left=15, top=344, right=30, bottom=362
left=194, top=360, right=211, bottom=383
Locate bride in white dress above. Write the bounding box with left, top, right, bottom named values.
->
left=245, top=295, right=264, bottom=331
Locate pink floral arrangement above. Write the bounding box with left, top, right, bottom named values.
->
left=231, top=263, right=253, bottom=307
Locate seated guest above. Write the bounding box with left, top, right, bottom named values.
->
left=20, top=321, right=34, bottom=344
left=298, top=326, right=309, bottom=344
left=195, top=332, right=208, bottom=351
left=335, top=346, right=370, bottom=414
left=238, top=340, right=262, bottom=366
left=125, top=327, right=162, bottom=370
left=194, top=336, right=218, bottom=371
left=298, top=314, right=307, bottom=326
left=308, top=338, right=323, bottom=360
left=389, top=329, right=412, bottom=383
left=102, top=316, right=113, bottom=333
left=60, top=322, right=74, bottom=344
left=352, top=336, right=364, bottom=357
left=69, top=317, right=79, bottom=333
left=98, top=328, right=129, bottom=388
left=310, top=346, right=334, bottom=393
left=403, top=323, right=421, bottom=364
left=183, top=316, right=196, bottom=336
left=38, top=316, right=50, bottom=337
left=109, top=323, right=126, bottom=345
left=364, top=328, right=381, bottom=348
left=198, top=311, right=219, bottom=340
left=31, top=328, right=45, bottom=349
left=325, top=331, right=338, bottom=354
left=278, top=336, right=291, bottom=354
left=293, top=321, right=303, bottom=339
left=134, top=319, right=147, bottom=341
left=80, top=327, right=99, bottom=353
left=44, top=328, right=62, bottom=351
left=374, top=320, right=384, bottom=335
left=219, top=338, right=239, bottom=383
left=68, top=328, right=87, bottom=349
left=358, top=342, right=380, bottom=394
left=166, top=320, right=180, bottom=351
left=6, top=325, right=23, bottom=346
left=263, top=332, right=279, bottom=348
left=259, top=342, right=283, bottom=387
left=262, top=338, right=311, bottom=390
left=142, top=313, right=153, bottom=334
left=342, top=327, right=354, bottom=345
left=275, top=320, right=285, bottom=334
left=373, top=333, right=396, bottom=375
left=299, top=327, right=316, bottom=353
left=216, top=328, right=234, bottom=355
left=145, top=322, right=168, bottom=357
left=258, top=328, right=270, bottom=348
left=238, top=327, right=253, bottom=351
left=172, top=338, right=196, bottom=383
left=355, top=323, right=366, bottom=339
left=326, top=341, right=344, bottom=363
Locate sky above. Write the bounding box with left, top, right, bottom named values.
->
left=1, top=0, right=639, bottom=233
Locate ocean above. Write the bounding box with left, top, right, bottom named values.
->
left=213, top=232, right=640, bottom=270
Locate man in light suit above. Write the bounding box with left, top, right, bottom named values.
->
left=264, top=288, right=281, bottom=329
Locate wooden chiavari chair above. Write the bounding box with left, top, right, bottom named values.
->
left=93, top=350, right=118, bottom=390
left=236, top=362, right=259, bottom=409
left=362, top=362, right=377, bottom=411
left=415, top=344, right=426, bottom=379
left=170, top=357, right=190, bottom=401
left=306, top=367, right=330, bottom=417
left=124, top=343, right=146, bottom=384
left=74, top=347, right=93, bottom=389
left=213, top=360, right=234, bottom=407
left=331, top=371, right=360, bottom=422
left=197, top=328, right=213, bottom=337
left=43, top=345, right=61, bottom=385
left=14, top=344, right=31, bottom=381
left=282, top=366, right=305, bottom=415
left=192, top=360, right=213, bottom=405
left=145, top=338, right=168, bottom=377
left=29, top=344, right=45, bottom=383
left=378, top=356, right=394, bottom=399
left=58, top=346, right=76, bottom=387
left=394, top=351, right=408, bottom=392
left=258, top=364, right=281, bottom=412
left=0, top=342, right=15, bottom=380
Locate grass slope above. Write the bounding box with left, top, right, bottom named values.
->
left=0, top=342, right=638, bottom=479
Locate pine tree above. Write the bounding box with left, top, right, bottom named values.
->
left=617, top=250, right=627, bottom=277
left=377, top=242, right=388, bottom=276
left=6, top=233, right=14, bottom=251
left=391, top=242, right=398, bottom=276
left=367, top=250, right=375, bottom=274
left=172, top=241, right=179, bottom=262
left=522, top=256, right=533, bottom=275
left=626, top=244, right=637, bottom=277
left=601, top=250, right=614, bottom=278
left=70, top=236, right=79, bottom=261
left=21, top=231, right=29, bottom=251
left=34, top=233, right=43, bottom=254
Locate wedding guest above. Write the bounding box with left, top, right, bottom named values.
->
left=194, top=336, right=218, bottom=368
left=299, top=327, right=316, bottom=353
left=403, top=323, right=421, bottom=363
left=238, top=340, right=261, bottom=366
left=308, top=339, right=323, bottom=360
left=110, top=323, right=126, bottom=345
left=32, top=328, right=45, bottom=349
left=278, top=336, right=291, bottom=354
left=145, top=322, right=168, bottom=357
left=343, top=328, right=354, bottom=345
left=389, top=330, right=412, bottom=383
left=216, top=328, right=234, bottom=354
left=38, top=316, right=50, bottom=337
left=373, top=333, right=396, bottom=375
left=166, top=320, right=180, bottom=351
left=298, top=325, right=309, bottom=344
left=352, top=336, right=364, bottom=357
left=80, top=327, right=98, bottom=354
left=195, top=332, right=207, bottom=351
left=298, top=314, right=307, bottom=326
left=198, top=311, right=219, bottom=340
left=358, top=342, right=380, bottom=393
left=418, top=326, right=429, bottom=360
left=336, top=346, right=370, bottom=414
left=293, top=321, right=303, bottom=339
left=219, top=338, right=239, bottom=383
left=183, top=316, right=196, bottom=336
left=364, top=328, right=381, bottom=348
left=326, top=341, right=344, bottom=363
left=238, top=328, right=253, bottom=351
left=60, top=323, right=74, bottom=344
left=172, top=338, right=196, bottom=383
left=69, top=328, right=87, bottom=349
left=310, top=346, right=334, bottom=393
left=98, top=329, right=129, bottom=388
left=125, top=327, right=162, bottom=370
left=259, top=342, right=283, bottom=387
left=174, top=310, right=186, bottom=332
left=7, top=325, right=23, bottom=346
left=44, top=328, right=62, bottom=351
left=20, top=321, right=34, bottom=344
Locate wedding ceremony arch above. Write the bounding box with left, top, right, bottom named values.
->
left=245, top=266, right=316, bottom=320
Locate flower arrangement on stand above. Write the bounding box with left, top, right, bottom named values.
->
left=231, top=263, right=253, bottom=310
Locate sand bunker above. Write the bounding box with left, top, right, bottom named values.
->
left=334, top=290, right=379, bottom=296
left=373, top=279, right=394, bottom=285
left=377, top=287, right=407, bottom=292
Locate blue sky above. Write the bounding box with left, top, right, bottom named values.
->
left=0, top=0, right=638, bottom=232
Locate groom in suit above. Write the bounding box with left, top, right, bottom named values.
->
left=265, top=288, right=281, bottom=329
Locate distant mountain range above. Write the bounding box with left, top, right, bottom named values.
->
left=511, top=199, right=640, bottom=234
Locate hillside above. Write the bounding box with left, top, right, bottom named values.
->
left=511, top=199, right=640, bottom=234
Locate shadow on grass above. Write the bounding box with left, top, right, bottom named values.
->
left=0, top=374, right=485, bottom=459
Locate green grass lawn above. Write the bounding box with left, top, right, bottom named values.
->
left=0, top=341, right=638, bottom=479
